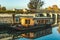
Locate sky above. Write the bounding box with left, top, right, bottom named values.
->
left=0, top=0, right=60, bottom=9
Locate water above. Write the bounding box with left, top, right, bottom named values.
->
left=17, top=27, right=60, bottom=40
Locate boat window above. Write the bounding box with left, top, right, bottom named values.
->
left=47, top=14, right=51, bottom=17
left=25, top=20, right=30, bottom=24
left=40, top=14, right=44, bottom=17
left=52, top=14, right=55, bottom=18
left=39, top=20, right=44, bottom=24
left=16, top=18, right=19, bottom=22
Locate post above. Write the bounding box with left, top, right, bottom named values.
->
left=58, top=22, right=60, bottom=33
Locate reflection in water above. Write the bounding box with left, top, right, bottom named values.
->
left=0, top=26, right=52, bottom=40
left=0, top=26, right=52, bottom=39
left=20, top=26, right=52, bottom=39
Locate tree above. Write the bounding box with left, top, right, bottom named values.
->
left=2, top=7, right=6, bottom=11
left=52, top=5, right=59, bottom=11
left=28, top=0, right=44, bottom=9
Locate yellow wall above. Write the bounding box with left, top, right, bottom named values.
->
left=20, top=18, right=34, bottom=27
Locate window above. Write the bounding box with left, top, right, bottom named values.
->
left=40, top=14, right=44, bottom=17
left=47, top=14, right=51, bottom=17
left=16, top=18, right=19, bottom=22
left=25, top=20, right=30, bottom=24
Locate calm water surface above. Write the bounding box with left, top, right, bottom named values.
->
left=17, top=27, right=60, bottom=40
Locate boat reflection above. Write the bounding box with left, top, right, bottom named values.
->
left=20, top=26, right=52, bottom=39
